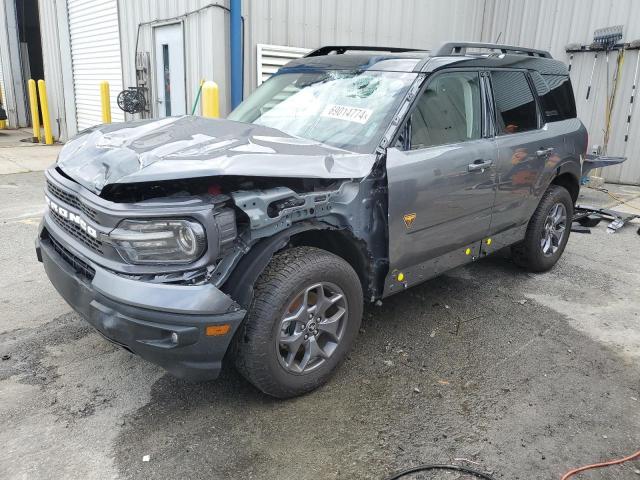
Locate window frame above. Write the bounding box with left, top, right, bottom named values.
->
left=393, top=68, right=490, bottom=151
left=486, top=68, right=544, bottom=137
left=530, top=71, right=577, bottom=124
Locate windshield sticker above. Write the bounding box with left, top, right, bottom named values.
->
left=320, top=104, right=373, bottom=124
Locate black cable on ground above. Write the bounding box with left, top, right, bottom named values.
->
left=384, top=463, right=497, bottom=480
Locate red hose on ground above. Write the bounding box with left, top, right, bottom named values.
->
left=560, top=449, right=640, bottom=479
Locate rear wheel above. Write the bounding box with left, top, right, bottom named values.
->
left=511, top=184, right=573, bottom=272
left=235, top=246, right=363, bottom=398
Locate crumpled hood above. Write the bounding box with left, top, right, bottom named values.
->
left=57, top=116, right=377, bottom=194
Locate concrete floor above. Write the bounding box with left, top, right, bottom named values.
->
left=1, top=165, right=639, bottom=479
left=0, top=129, right=62, bottom=175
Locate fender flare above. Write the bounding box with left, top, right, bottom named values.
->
left=548, top=158, right=581, bottom=202
left=221, top=222, right=325, bottom=309
left=555, top=158, right=581, bottom=180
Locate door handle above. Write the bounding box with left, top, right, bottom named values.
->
left=536, top=147, right=554, bottom=157
left=468, top=159, right=493, bottom=172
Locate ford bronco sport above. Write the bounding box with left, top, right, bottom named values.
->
left=36, top=42, right=586, bottom=398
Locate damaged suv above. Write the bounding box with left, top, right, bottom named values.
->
left=37, top=43, right=585, bottom=398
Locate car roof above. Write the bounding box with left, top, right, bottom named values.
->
left=280, top=43, right=569, bottom=76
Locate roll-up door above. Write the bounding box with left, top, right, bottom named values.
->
left=67, top=0, right=124, bottom=131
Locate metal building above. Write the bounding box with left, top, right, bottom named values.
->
left=1, top=0, right=639, bottom=184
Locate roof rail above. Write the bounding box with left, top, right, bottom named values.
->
left=433, top=42, right=552, bottom=59
left=304, top=45, right=426, bottom=57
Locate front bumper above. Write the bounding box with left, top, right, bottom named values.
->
left=36, top=228, right=246, bottom=382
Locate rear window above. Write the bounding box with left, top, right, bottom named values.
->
left=490, top=71, right=539, bottom=134
left=531, top=72, right=577, bottom=122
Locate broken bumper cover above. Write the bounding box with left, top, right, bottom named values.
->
left=36, top=233, right=246, bottom=382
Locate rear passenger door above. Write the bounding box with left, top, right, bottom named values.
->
left=489, top=69, right=557, bottom=235
left=385, top=70, right=498, bottom=294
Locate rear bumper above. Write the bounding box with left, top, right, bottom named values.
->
left=36, top=227, right=246, bottom=382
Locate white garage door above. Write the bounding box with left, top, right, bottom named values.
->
left=67, top=0, right=124, bottom=131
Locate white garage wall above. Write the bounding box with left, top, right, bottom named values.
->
left=480, top=0, right=640, bottom=184
left=113, top=0, right=640, bottom=183
left=117, top=0, right=230, bottom=119
left=242, top=0, right=488, bottom=94
left=38, top=0, right=77, bottom=141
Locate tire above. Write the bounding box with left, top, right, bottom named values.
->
left=234, top=246, right=363, bottom=398
left=511, top=184, right=573, bottom=272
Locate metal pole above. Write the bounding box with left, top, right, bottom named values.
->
left=37, top=80, right=54, bottom=145
left=230, top=0, right=243, bottom=110
left=28, top=79, right=41, bottom=142
left=624, top=46, right=640, bottom=146
left=586, top=52, right=598, bottom=100
left=100, top=81, right=112, bottom=124
left=191, top=79, right=205, bottom=115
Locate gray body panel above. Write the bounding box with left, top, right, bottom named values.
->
left=382, top=60, right=585, bottom=296
left=36, top=45, right=587, bottom=384
left=386, top=140, right=496, bottom=271
left=57, top=116, right=376, bottom=195
left=491, top=119, right=585, bottom=235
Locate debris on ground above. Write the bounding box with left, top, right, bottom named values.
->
left=142, top=455, right=150, bottom=462
left=572, top=204, right=640, bottom=234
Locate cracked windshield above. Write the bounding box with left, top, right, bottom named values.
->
left=229, top=70, right=417, bottom=152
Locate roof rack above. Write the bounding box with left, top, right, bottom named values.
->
left=433, top=42, right=552, bottom=59
left=304, top=45, right=426, bottom=57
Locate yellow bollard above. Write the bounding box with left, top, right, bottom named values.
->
left=37, top=80, right=54, bottom=145
left=28, top=79, right=41, bottom=142
left=100, top=81, right=112, bottom=124
left=202, top=81, right=220, bottom=118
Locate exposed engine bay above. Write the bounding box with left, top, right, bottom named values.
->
left=45, top=116, right=389, bottom=303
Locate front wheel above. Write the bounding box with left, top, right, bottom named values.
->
left=511, top=184, right=573, bottom=272
left=234, top=246, right=363, bottom=398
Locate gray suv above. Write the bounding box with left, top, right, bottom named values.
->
left=36, top=42, right=586, bottom=398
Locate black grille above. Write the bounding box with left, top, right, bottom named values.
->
left=48, top=233, right=96, bottom=281
left=50, top=208, right=103, bottom=254
left=47, top=180, right=99, bottom=222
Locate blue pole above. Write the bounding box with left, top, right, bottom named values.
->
left=230, top=0, right=243, bottom=110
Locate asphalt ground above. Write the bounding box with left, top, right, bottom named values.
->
left=1, top=170, right=639, bottom=479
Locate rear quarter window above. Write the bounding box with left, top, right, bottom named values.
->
left=490, top=71, right=539, bottom=135
left=530, top=72, right=577, bottom=122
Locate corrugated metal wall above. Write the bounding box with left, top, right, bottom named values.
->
left=117, top=0, right=486, bottom=119
left=0, top=0, right=28, bottom=128
left=38, top=0, right=77, bottom=140
left=480, top=0, right=640, bottom=183
left=117, top=0, right=230, bottom=118
left=242, top=0, right=487, bottom=94
left=98, top=0, right=640, bottom=183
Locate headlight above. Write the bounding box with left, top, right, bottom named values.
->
left=109, top=219, right=206, bottom=264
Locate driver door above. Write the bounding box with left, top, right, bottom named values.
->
left=384, top=70, right=498, bottom=295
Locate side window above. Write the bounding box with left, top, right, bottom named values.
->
left=409, top=71, right=482, bottom=149
left=491, top=71, right=538, bottom=134
left=530, top=72, right=577, bottom=122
